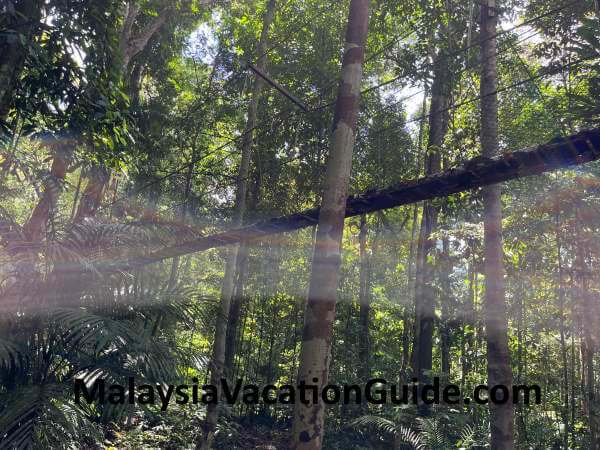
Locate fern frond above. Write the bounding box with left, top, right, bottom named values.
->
left=351, top=415, right=424, bottom=449
left=416, top=416, right=452, bottom=450
left=351, top=414, right=398, bottom=435
left=459, top=423, right=476, bottom=448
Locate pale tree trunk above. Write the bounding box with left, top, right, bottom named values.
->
left=439, top=153, right=453, bottom=379
left=554, top=202, right=570, bottom=448
left=480, top=1, right=515, bottom=447
left=413, top=49, right=450, bottom=415
left=291, top=1, right=369, bottom=448
left=199, top=1, right=277, bottom=448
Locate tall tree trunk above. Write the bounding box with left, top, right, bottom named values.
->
left=291, top=1, right=369, bottom=447
left=480, top=1, right=515, bottom=447
left=404, top=92, right=427, bottom=381
left=260, top=240, right=283, bottom=417
left=555, top=199, right=570, bottom=448
left=413, top=47, right=451, bottom=415
left=199, top=1, right=277, bottom=448
left=575, top=209, right=599, bottom=448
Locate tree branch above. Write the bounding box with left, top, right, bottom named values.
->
left=121, top=5, right=172, bottom=68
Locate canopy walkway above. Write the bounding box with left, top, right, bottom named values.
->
left=114, top=128, right=600, bottom=271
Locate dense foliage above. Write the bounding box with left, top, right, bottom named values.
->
left=1, top=0, right=600, bottom=448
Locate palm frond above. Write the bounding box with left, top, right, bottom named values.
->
left=0, top=383, right=96, bottom=450
left=50, top=307, right=134, bottom=351
left=1, top=210, right=210, bottom=446
left=0, top=337, right=21, bottom=371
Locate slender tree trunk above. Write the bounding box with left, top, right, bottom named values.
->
left=411, top=208, right=426, bottom=379
left=413, top=16, right=452, bottom=398
left=440, top=237, right=451, bottom=377
left=462, top=244, right=476, bottom=392
left=404, top=92, right=427, bottom=381
left=288, top=224, right=318, bottom=386
left=291, top=1, right=369, bottom=447
left=259, top=240, right=282, bottom=417
left=555, top=199, right=570, bottom=448
left=480, top=1, right=515, bottom=447
left=167, top=162, right=194, bottom=289
left=225, top=157, right=261, bottom=373
left=413, top=46, right=451, bottom=415
left=358, top=214, right=370, bottom=387
left=224, top=242, right=249, bottom=372
left=199, top=2, right=276, bottom=448
left=570, top=270, right=578, bottom=447
left=401, top=204, right=418, bottom=381
left=575, top=209, right=599, bottom=448
left=515, top=258, right=527, bottom=443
